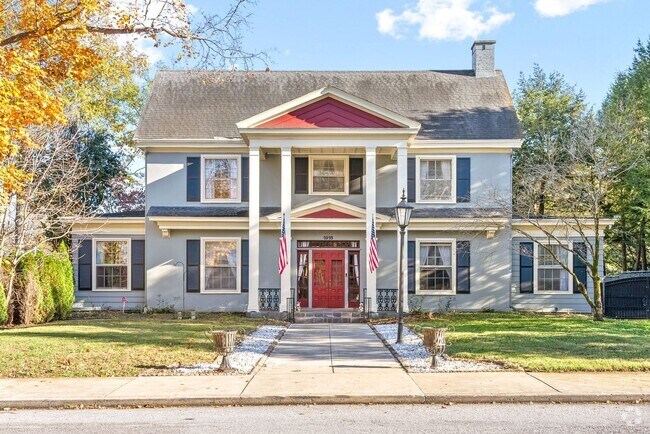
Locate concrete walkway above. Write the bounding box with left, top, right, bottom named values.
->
left=1, top=323, right=649, bottom=408
left=262, top=323, right=401, bottom=372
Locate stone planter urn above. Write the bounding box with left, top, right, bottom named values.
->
left=422, top=327, right=447, bottom=367
left=210, top=330, right=238, bottom=371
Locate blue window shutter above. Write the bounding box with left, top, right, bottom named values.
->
left=77, top=239, right=92, bottom=291
left=407, top=158, right=416, bottom=202
left=241, top=156, right=249, bottom=202
left=456, top=241, right=470, bottom=294
left=519, top=242, right=534, bottom=293
left=241, top=240, right=249, bottom=293
left=295, top=157, right=308, bottom=194
left=573, top=242, right=588, bottom=293
left=186, top=157, right=201, bottom=202
left=349, top=157, right=364, bottom=194
left=131, top=240, right=145, bottom=291
left=408, top=241, right=415, bottom=294
left=186, top=240, right=200, bottom=293
left=456, top=158, right=471, bottom=203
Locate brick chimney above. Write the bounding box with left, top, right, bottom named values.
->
left=471, top=40, right=496, bottom=77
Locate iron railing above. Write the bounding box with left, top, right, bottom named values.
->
left=362, top=287, right=372, bottom=319
left=259, top=288, right=281, bottom=311
left=377, top=288, right=398, bottom=312
left=287, top=288, right=296, bottom=323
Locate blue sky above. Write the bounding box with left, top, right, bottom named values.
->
left=160, top=0, right=650, bottom=106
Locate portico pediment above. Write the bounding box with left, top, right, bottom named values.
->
left=236, top=86, right=420, bottom=142
left=266, top=198, right=390, bottom=222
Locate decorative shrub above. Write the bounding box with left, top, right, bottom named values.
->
left=44, top=243, right=75, bottom=320
left=10, top=245, right=75, bottom=325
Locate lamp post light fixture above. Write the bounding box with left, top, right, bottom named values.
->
left=394, top=189, right=413, bottom=344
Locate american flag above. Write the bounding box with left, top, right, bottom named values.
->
left=278, top=213, right=288, bottom=275
left=369, top=214, right=379, bottom=273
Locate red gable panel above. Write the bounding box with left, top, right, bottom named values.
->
left=258, top=97, right=401, bottom=128
left=300, top=209, right=359, bottom=219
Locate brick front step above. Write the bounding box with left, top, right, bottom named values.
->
left=294, top=309, right=366, bottom=323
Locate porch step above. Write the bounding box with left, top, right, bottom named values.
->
left=294, top=309, right=366, bottom=323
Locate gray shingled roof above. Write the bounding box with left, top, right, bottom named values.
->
left=147, top=206, right=505, bottom=219
left=376, top=207, right=508, bottom=218
left=136, top=70, right=521, bottom=141
left=147, top=206, right=280, bottom=218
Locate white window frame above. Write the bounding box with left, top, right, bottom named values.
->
left=415, top=155, right=457, bottom=204
left=533, top=241, right=574, bottom=295
left=200, top=237, right=241, bottom=294
left=92, top=238, right=131, bottom=292
left=415, top=238, right=456, bottom=295
left=200, top=154, right=242, bottom=203
left=308, top=155, right=349, bottom=196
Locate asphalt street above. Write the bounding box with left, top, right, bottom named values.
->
left=1, top=403, right=648, bottom=433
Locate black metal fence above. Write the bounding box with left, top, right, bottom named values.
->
left=604, top=271, right=650, bottom=319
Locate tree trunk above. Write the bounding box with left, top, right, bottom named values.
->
left=592, top=277, right=605, bottom=321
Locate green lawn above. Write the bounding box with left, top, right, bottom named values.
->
left=0, top=312, right=269, bottom=378
left=408, top=312, right=650, bottom=372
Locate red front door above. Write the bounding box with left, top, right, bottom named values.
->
left=312, top=250, right=345, bottom=308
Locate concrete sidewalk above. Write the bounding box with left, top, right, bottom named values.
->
left=0, top=323, right=648, bottom=408
left=1, top=371, right=648, bottom=408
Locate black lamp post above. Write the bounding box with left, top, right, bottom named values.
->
left=394, top=189, right=413, bottom=344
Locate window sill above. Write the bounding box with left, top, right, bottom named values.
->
left=199, top=290, right=241, bottom=295
left=308, top=191, right=348, bottom=196
left=416, top=290, right=456, bottom=296
left=93, top=288, right=131, bottom=292
left=200, top=199, right=242, bottom=204
left=416, top=199, right=456, bottom=204
left=533, top=290, right=574, bottom=295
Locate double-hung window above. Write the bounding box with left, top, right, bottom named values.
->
left=93, top=239, right=130, bottom=291
left=201, top=155, right=241, bottom=202
left=201, top=238, right=240, bottom=293
left=535, top=243, right=572, bottom=294
left=416, top=156, right=456, bottom=203
left=416, top=239, right=456, bottom=295
left=309, top=156, right=348, bottom=195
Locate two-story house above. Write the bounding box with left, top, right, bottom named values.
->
left=71, top=41, right=604, bottom=315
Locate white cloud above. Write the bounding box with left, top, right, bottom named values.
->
left=375, top=0, right=514, bottom=41
left=534, top=0, right=611, bottom=17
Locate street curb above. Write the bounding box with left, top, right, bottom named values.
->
left=1, top=394, right=646, bottom=410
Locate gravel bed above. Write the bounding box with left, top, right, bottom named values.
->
left=173, top=325, right=286, bottom=375
left=374, top=324, right=503, bottom=373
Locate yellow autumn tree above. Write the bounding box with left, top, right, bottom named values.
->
left=1, top=0, right=263, bottom=204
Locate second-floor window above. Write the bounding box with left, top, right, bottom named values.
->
left=201, top=155, right=241, bottom=202
left=309, top=156, right=348, bottom=195
left=416, top=156, right=456, bottom=203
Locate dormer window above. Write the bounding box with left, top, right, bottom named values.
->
left=309, top=156, right=349, bottom=195
left=201, top=155, right=241, bottom=202
left=416, top=156, right=456, bottom=203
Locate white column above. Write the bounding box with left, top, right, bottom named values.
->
left=280, top=146, right=292, bottom=311
left=396, top=143, right=409, bottom=312
left=247, top=147, right=261, bottom=312
left=365, top=146, right=377, bottom=312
